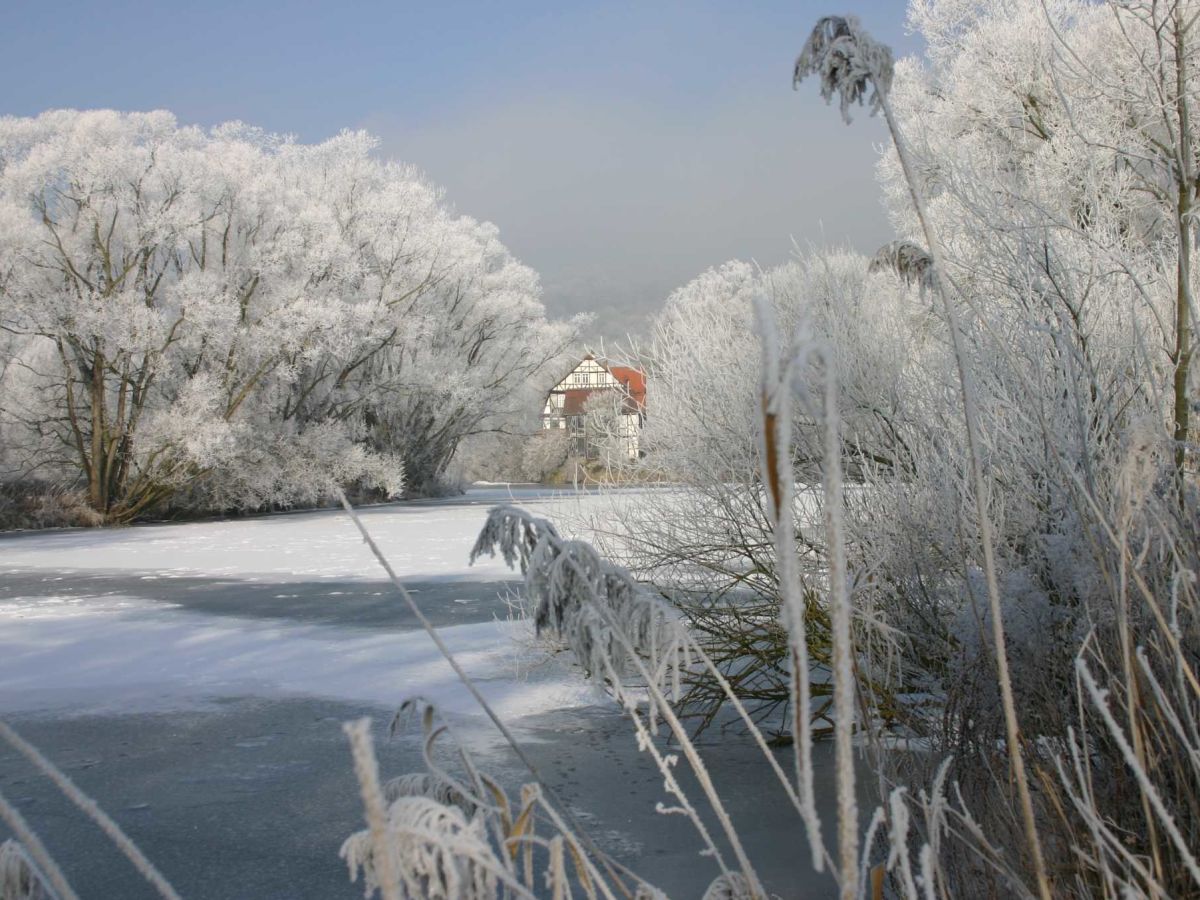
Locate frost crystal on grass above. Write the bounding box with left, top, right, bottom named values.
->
left=340, top=796, right=502, bottom=900
left=0, top=841, right=54, bottom=900
left=382, top=775, right=476, bottom=818
left=869, top=240, right=934, bottom=293
left=340, top=702, right=636, bottom=900
left=701, top=872, right=754, bottom=900
left=473, top=505, right=693, bottom=720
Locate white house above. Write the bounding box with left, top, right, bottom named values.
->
left=542, top=356, right=646, bottom=460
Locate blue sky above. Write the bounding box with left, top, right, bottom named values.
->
left=2, top=1, right=917, bottom=340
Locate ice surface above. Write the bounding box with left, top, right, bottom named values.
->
left=0, top=488, right=602, bottom=718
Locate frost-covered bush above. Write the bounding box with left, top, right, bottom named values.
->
left=584, top=250, right=919, bottom=733
left=843, top=4, right=1200, bottom=894
left=0, top=110, right=574, bottom=522
left=441, top=432, right=525, bottom=485
left=0, top=481, right=104, bottom=531
left=580, top=389, right=637, bottom=475
left=519, top=430, right=570, bottom=483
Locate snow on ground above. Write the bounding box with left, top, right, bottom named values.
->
left=0, top=594, right=597, bottom=718
left=0, top=487, right=599, bottom=720
left=0, top=488, right=549, bottom=583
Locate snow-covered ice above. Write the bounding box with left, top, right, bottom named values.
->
left=0, top=487, right=597, bottom=719
left=0, top=596, right=598, bottom=718
left=0, top=491, right=537, bottom=584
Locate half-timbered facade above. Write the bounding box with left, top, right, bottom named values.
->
left=542, top=356, right=646, bottom=460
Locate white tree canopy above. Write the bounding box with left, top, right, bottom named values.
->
left=0, top=110, right=575, bottom=518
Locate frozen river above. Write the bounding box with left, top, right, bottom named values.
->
left=0, top=486, right=837, bottom=898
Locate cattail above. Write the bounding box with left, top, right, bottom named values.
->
left=868, top=241, right=934, bottom=294
left=793, top=15, right=893, bottom=123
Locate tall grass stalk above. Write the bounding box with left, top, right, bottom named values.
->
left=344, top=718, right=405, bottom=900
left=752, top=297, right=828, bottom=874
left=794, top=16, right=1052, bottom=899
left=1075, top=659, right=1200, bottom=888
left=817, top=344, right=858, bottom=900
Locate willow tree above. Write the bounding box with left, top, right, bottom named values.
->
left=0, top=111, right=571, bottom=518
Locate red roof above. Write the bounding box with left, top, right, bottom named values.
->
left=547, top=359, right=647, bottom=419
left=608, top=366, right=646, bottom=409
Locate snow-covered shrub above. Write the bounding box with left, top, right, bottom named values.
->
left=580, top=389, right=637, bottom=475
left=582, top=250, right=916, bottom=735
left=834, top=3, right=1200, bottom=895
left=443, top=432, right=522, bottom=485
left=0, top=481, right=104, bottom=531
left=519, top=430, right=570, bottom=483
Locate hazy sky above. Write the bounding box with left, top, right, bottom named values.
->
left=2, top=1, right=917, bottom=342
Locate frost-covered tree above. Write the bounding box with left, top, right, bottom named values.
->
left=581, top=250, right=919, bottom=733
left=857, top=0, right=1200, bottom=737
left=579, top=388, right=633, bottom=473
left=883, top=0, right=1199, bottom=485
left=0, top=110, right=573, bottom=520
